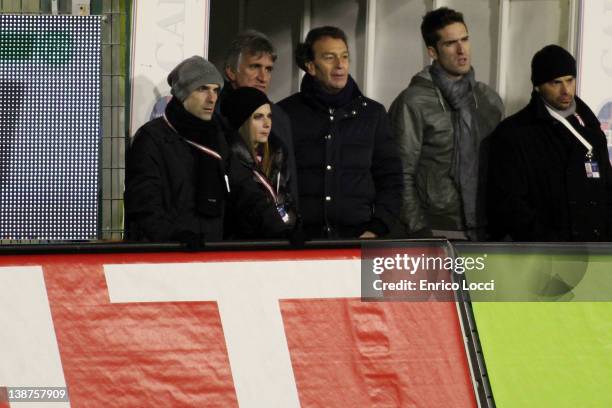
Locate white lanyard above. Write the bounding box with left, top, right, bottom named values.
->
left=163, top=114, right=223, bottom=160
left=254, top=170, right=290, bottom=223
left=252, top=170, right=279, bottom=204
left=182, top=138, right=223, bottom=160
left=163, top=114, right=230, bottom=192
left=545, top=106, right=593, bottom=159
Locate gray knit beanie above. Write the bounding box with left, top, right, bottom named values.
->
left=167, top=56, right=224, bottom=101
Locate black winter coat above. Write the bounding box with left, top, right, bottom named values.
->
left=124, top=117, right=229, bottom=242
left=225, top=132, right=296, bottom=239
left=217, top=83, right=299, bottom=207
left=487, top=93, right=612, bottom=241
left=279, top=77, right=403, bottom=238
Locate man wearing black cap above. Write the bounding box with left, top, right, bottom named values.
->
left=124, top=56, right=229, bottom=244
left=487, top=45, right=612, bottom=241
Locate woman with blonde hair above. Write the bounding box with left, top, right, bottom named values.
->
left=222, top=87, right=297, bottom=239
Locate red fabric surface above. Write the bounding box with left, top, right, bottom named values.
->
left=43, top=262, right=237, bottom=408
left=282, top=299, right=476, bottom=408
left=1, top=249, right=477, bottom=407
left=0, top=387, right=9, bottom=408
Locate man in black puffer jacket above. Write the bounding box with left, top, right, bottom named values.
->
left=124, top=56, right=229, bottom=245
left=279, top=26, right=403, bottom=239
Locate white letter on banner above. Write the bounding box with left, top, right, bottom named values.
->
left=0, top=266, right=70, bottom=408
left=104, top=259, right=361, bottom=408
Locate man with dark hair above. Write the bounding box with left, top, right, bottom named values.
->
left=487, top=45, right=612, bottom=241
left=293, top=26, right=348, bottom=74
left=125, top=56, right=229, bottom=245
left=279, top=26, right=403, bottom=239
left=388, top=7, right=503, bottom=240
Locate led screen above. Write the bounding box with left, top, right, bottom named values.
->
left=0, top=15, right=101, bottom=241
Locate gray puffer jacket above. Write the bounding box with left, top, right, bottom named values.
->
left=388, top=66, right=503, bottom=235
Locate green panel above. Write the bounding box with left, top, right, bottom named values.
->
left=457, top=247, right=612, bottom=406
left=0, top=31, right=72, bottom=64
left=2, top=0, right=21, bottom=13
left=462, top=252, right=612, bottom=302
left=91, top=0, right=104, bottom=15
left=472, top=302, right=612, bottom=407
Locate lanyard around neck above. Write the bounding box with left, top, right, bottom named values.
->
left=545, top=106, right=593, bottom=159
left=163, top=114, right=230, bottom=192
left=252, top=169, right=280, bottom=204
left=163, top=114, right=223, bottom=161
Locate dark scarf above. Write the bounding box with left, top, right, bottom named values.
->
left=430, top=62, right=480, bottom=231
left=165, top=97, right=226, bottom=216
left=301, top=73, right=358, bottom=109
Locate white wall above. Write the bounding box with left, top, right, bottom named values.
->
left=500, top=0, right=571, bottom=115
left=370, top=0, right=430, bottom=108
left=129, top=0, right=209, bottom=135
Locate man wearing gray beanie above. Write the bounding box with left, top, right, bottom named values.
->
left=487, top=44, right=612, bottom=242
left=124, top=56, right=229, bottom=245
left=148, top=31, right=300, bottom=210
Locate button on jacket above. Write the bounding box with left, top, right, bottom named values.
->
left=279, top=76, right=403, bottom=238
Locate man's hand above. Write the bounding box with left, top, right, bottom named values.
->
left=359, top=231, right=377, bottom=239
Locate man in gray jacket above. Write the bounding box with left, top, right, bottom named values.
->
left=389, top=7, right=503, bottom=240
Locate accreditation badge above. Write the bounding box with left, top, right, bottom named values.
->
left=585, top=160, right=601, bottom=178
left=277, top=204, right=290, bottom=223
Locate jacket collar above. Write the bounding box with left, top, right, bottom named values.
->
left=529, top=91, right=557, bottom=123
left=528, top=91, right=598, bottom=127
left=229, top=132, right=256, bottom=167
left=229, top=131, right=284, bottom=168
left=299, top=74, right=363, bottom=112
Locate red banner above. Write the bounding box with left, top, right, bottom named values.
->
left=0, top=249, right=476, bottom=407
